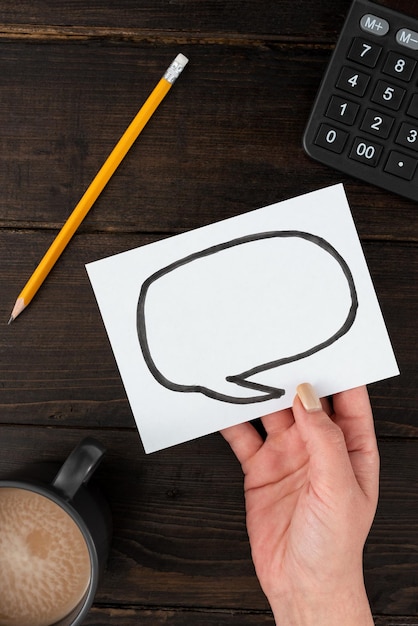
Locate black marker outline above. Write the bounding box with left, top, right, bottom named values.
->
left=137, top=231, right=358, bottom=404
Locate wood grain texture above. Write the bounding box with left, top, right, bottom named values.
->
left=0, top=41, right=416, bottom=240
left=84, top=609, right=276, bottom=626
left=0, top=427, right=416, bottom=617
left=1, top=234, right=416, bottom=435
left=83, top=610, right=418, bottom=626
left=0, top=0, right=417, bottom=623
left=0, top=0, right=348, bottom=40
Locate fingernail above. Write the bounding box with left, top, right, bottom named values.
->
left=296, top=383, right=322, bottom=413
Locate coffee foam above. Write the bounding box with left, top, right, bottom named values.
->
left=0, top=487, right=91, bottom=626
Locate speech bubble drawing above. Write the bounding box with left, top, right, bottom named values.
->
left=136, top=231, right=358, bottom=404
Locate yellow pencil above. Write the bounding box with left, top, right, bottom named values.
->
left=8, top=53, right=189, bottom=324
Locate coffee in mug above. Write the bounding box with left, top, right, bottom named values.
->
left=0, top=437, right=112, bottom=626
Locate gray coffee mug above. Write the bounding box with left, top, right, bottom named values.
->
left=0, top=437, right=112, bottom=626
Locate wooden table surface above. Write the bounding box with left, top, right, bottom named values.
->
left=0, top=1, right=417, bottom=624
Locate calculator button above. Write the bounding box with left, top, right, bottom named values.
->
left=395, top=122, right=418, bottom=150
left=347, top=37, right=382, bottom=67
left=396, top=29, right=418, bottom=51
left=336, top=66, right=370, bottom=96
left=325, top=96, right=359, bottom=125
left=406, top=93, right=418, bottom=118
left=314, top=124, right=349, bottom=153
left=349, top=137, right=383, bottom=166
left=360, top=109, right=394, bottom=138
left=302, top=0, right=418, bottom=202
left=360, top=14, right=389, bottom=37
left=384, top=150, right=418, bottom=179
left=382, top=51, right=416, bottom=82
left=371, top=80, right=406, bottom=110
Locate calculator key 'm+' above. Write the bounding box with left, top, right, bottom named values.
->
left=303, top=0, right=418, bottom=202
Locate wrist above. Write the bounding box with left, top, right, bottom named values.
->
left=268, top=581, right=374, bottom=626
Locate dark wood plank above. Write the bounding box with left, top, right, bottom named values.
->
left=1, top=232, right=416, bottom=435
left=83, top=608, right=418, bottom=626
left=374, top=615, right=418, bottom=626
left=0, top=43, right=417, bottom=241
left=1, top=1, right=417, bottom=623
left=85, top=608, right=275, bottom=626
left=0, top=427, right=266, bottom=611
left=0, top=0, right=418, bottom=40
left=0, top=426, right=416, bottom=616
left=0, top=0, right=350, bottom=40
left=367, top=439, right=418, bottom=615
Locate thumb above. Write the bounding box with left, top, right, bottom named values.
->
left=293, top=383, right=355, bottom=494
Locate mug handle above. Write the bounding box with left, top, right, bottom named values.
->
left=52, top=437, right=106, bottom=500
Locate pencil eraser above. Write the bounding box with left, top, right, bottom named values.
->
left=175, top=53, right=189, bottom=67
left=164, top=54, right=189, bottom=83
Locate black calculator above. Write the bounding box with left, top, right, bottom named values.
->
left=303, top=0, right=418, bottom=201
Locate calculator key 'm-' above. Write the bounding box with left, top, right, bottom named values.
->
left=396, top=29, right=418, bottom=51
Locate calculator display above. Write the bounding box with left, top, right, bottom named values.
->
left=303, top=0, right=418, bottom=201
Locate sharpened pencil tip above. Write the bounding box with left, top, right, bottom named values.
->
left=9, top=297, right=25, bottom=323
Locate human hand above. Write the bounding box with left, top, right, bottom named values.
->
left=221, top=384, right=379, bottom=626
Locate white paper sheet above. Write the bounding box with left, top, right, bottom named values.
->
left=86, top=184, right=399, bottom=453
